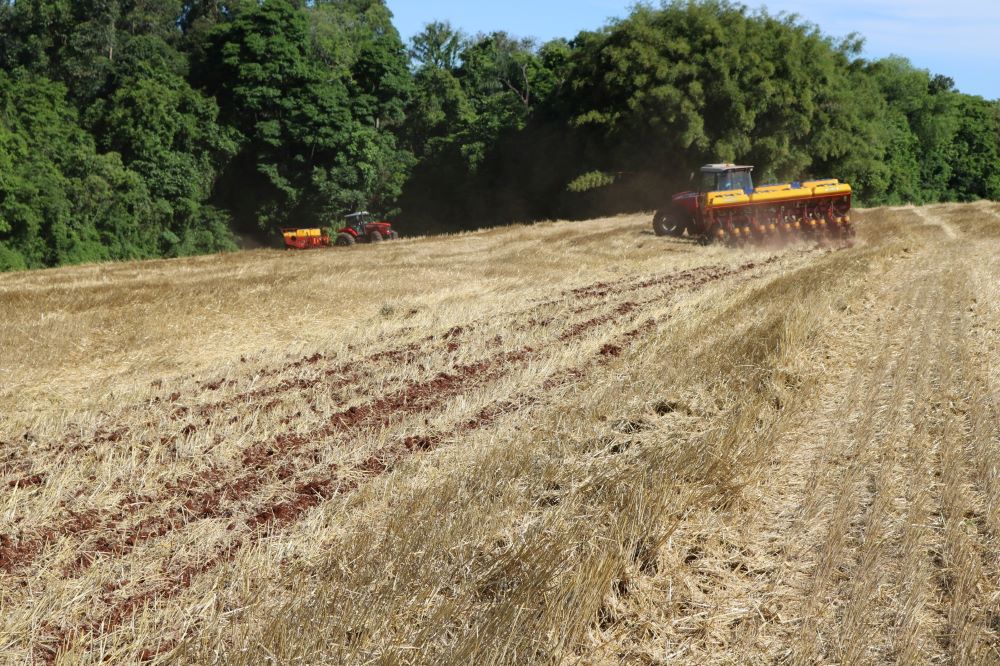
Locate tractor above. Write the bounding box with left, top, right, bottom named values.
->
left=653, top=163, right=853, bottom=244
left=335, top=212, right=399, bottom=246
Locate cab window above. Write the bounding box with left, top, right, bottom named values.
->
left=729, top=171, right=753, bottom=192
left=707, top=170, right=753, bottom=193
left=700, top=172, right=718, bottom=192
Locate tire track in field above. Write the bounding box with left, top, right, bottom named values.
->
left=678, top=247, right=1000, bottom=664
left=912, top=206, right=960, bottom=239
left=816, top=264, right=997, bottom=662
left=642, top=259, right=923, bottom=663
left=830, top=273, right=951, bottom=663
left=787, top=279, right=931, bottom=664
left=2, top=260, right=774, bottom=592
left=931, top=268, right=1000, bottom=662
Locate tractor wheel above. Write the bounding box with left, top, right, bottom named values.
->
left=369, top=230, right=383, bottom=243
left=653, top=209, right=684, bottom=237
left=335, top=233, right=355, bottom=247
left=388, top=230, right=399, bottom=241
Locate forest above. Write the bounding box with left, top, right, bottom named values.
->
left=0, top=0, right=997, bottom=270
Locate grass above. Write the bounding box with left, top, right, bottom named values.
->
left=1, top=205, right=998, bottom=664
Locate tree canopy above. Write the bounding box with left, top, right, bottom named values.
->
left=0, top=0, right=997, bottom=269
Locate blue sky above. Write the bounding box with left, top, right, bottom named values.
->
left=385, top=0, right=999, bottom=99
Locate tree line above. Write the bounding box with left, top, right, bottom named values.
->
left=0, top=0, right=996, bottom=270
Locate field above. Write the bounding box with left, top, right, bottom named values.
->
left=1, top=203, right=999, bottom=664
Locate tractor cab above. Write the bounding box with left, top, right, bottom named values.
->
left=345, top=211, right=371, bottom=231
left=699, top=164, right=754, bottom=195
left=656, top=163, right=756, bottom=237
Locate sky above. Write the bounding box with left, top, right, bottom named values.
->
left=385, top=0, right=1000, bottom=100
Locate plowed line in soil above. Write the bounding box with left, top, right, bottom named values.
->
left=882, top=277, right=954, bottom=660
left=2, top=261, right=770, bottom=581
left=87, top=252, right=832, bottom=661
left=42, top=309, right=666, bottom=663
left=1, top=259, right=773, bottom=471
left=934, top=274, right=999, bottom=660
left=692, top=266, right=920, bottom=660
left=0, top=261, right=727, bottom=501
left=37, top=271, right=744, bottom=660
left=4, top=349, right=530, bottom=580
left=662, top=264, right=921, bottom=661
left=195, top=259, right=729, bottom=412
left=182, top=261, right=735, bottom=419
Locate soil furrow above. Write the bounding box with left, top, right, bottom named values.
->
left=38, top=309, right=669, bottom=662
left=2, top=260, right=761, bottom=602
left=0, top=259, right=764, bottom=477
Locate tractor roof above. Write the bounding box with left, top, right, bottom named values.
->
left=701, top=163, right=754, bottom=173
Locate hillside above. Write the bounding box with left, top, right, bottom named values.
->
left=1, top=204, right=999, bottom=663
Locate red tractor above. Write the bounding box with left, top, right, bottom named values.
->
left=335, top=212, right=399, bottom=246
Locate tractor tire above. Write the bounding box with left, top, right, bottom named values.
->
left=369, top=230, right=383, bottom=243
left=653, top=209, right=684, bottom=237
left=335, top=233, right=355, bottom=247
left=388, top=230, right=399, bottom=241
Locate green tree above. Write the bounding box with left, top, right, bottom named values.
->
left=0, top=0, right=187, bottom=104
left=409, top=21, right=466, bottom=71
left=947, top=95, right=1000, bottom=200
left=309, top=0, right=415, bottom=216
left=196, top=0, right=411, bottom=231
left=2, top=0, right=1000, bottom=270
left=88, top=70, right=239, bottom=254
left=557, top=3, right=888, bottom=199
left=0, top=70, right=158, bottom=269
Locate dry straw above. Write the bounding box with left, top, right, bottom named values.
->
left=0, top=205, right=997, bottom=663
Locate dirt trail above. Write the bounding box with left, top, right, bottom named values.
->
left=908, top=208, right=961, bottom=240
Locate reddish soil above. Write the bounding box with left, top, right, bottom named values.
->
left=2, top=260, right=764, bottom=469
left=12, top=256, right=791, bottom=663
left=44, top=262, right=743, bottom=661
left=7, top=473, right=45, bottom=489
left=1, top=259, right=772, bottom=580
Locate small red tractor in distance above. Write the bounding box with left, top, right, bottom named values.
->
left=335, top=211, right=399, bottom=246
left=653, top=163, right=854, bottom=244
left=282, top=227, right=331, bottom=250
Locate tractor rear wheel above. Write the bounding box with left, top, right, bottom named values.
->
left=370, top=230, right=383, bottom=243
left=335, top=233, right=355, bottom=247
left=653, top=209, right=684, bottom=237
